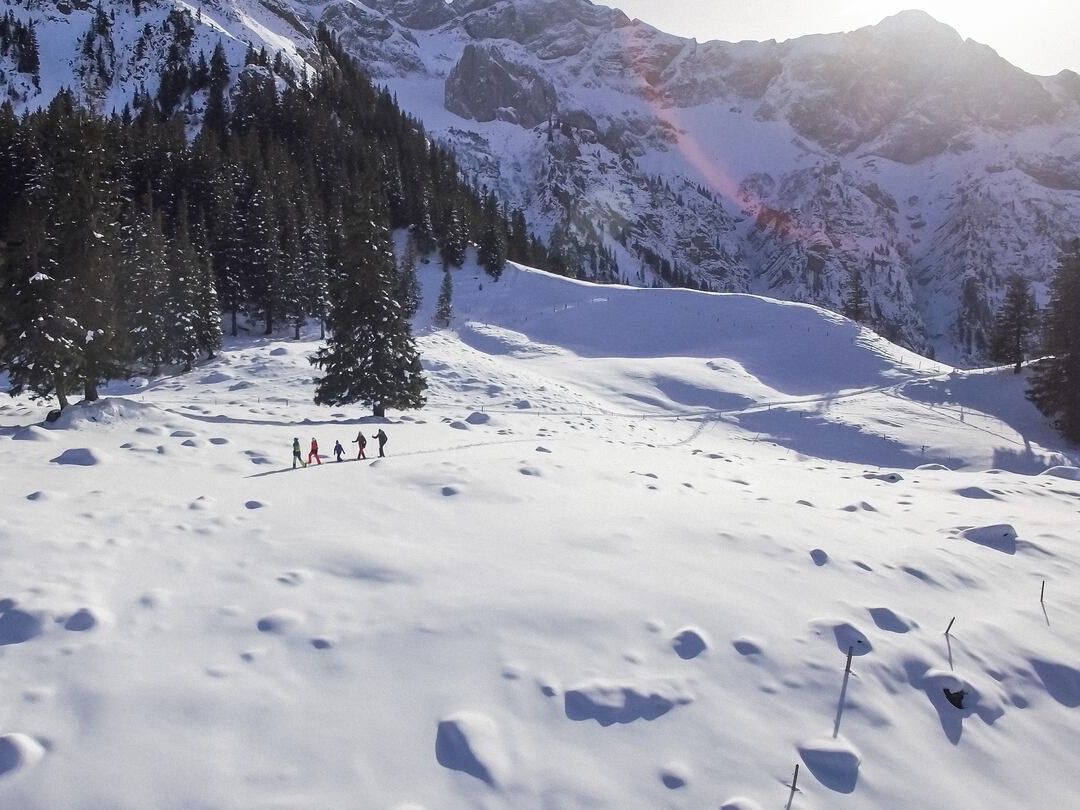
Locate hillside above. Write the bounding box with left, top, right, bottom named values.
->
left=1, top=263, right=1078, bottom=808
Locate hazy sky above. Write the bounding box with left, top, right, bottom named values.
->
left=610, top=1, right=1079, bottom=76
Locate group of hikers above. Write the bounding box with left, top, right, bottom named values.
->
left=291, top=429, right=387, bottom=468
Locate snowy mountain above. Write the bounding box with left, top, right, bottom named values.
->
left=1, top=258, right=1078, bottom=808
left=4, top=0, right=1080, bottom=363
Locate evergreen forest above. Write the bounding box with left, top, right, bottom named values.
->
left=0, top=26, right=550, bottom=413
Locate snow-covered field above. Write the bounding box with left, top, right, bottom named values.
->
left=1, top=260, right=1078, bottom=809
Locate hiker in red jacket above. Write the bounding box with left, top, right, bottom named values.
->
left=308, top=437, right=322, bottom=465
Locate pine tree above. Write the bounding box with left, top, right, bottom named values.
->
left=436, top=267, right=453, bottom=327
left=1, top=95, right=128, bottom=407
left=123, top=200, right=171, bottom=375
left=438, top=206, right=467, bottom=269
left=1027, top=242, right=1080, bottom=441
left=310, top=193, right=426, bottom=416
left=189, top=211, right=222, bottom=361
left=477, top=191, right=507, bottom=279
left=396, top=234, right=421, bottom=319
left=165, top=199, right=202, bottom=371
left=989, top=274, right=1038, bottom=373
left=507, top=208, right=530, bottom=265
left=842, top=260, right=869, bottom=323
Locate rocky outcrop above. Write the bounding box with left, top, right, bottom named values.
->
left=445, top=42, right=557, bottom=127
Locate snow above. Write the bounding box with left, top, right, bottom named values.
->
left=1, top=257, right=1079, bottom=808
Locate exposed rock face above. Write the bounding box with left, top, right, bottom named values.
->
left=445, top=42, right=557, bottom=127
left=753, top=12, right=1057, bottom=163
left=372, top=0, right=457, bottom=30
left=457, top=0, right=631, bottom=56
left=321, top=0, right=427, bottom=77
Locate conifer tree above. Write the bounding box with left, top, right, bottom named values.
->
left=123, top=201, right=171, bottom=375
left=477, top=191, right=507, bottom=279
left=165, top=199, right=202, bottom=371
left=1027, top=242, right=1080, bottom=441
left=1, top=95, right=128, bottom=407
left=438, top=206, right=467, bottom=269
left=396, top=234, right=421, bottom=319
left=842, top=260, right=869, bottom=323
left=436, top=268, right=453, bottom=327
left=310, top=193, right=426, bottom=416
left=989, top=274, right=1038, bottom=373
left=189, top=211, right=222, bottom=361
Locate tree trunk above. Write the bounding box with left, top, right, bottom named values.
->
left=264, top=304, right=273, bottom=336
left=54, top=373, right=69, bottom=411
left=84, top=379, right=99, bottom=402
left=1014, top=360, right=1023, bottom=374
left=294, top=321, right=300, bottom=340
left=230, top=308, right=238, bottom=337
left=373, top=402, right=385, bottom=418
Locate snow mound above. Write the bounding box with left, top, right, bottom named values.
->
left=863, top=471, right=903, bottom=482
left=11, top=425, right=56, bottom=442
left=564, top=677, right=694, bottom=725
left=732, top=637, right=764, bottom=656
left=798, top=736, right=860, bottom=793
left=0, top=733, right=46, bottom=777
left=256, top=609, right=304, bottom=635
left=719, top=799, right=764, bottom=810
left=0, top=607, right=43, bottom=646
left=435, top=712, right=509, bottom=787
left=1040, top=466, right=1080, bottom=480
left=868, top=607, right=915, bottom=633
left=659, top=761, right=691, bottom=789
left=810, top=619, right=873, bottom=655
left=63, top=608, right=100, bottom=632
left=671, top=627, right=709, bottom=659
left=49, top=398, right=164, bottom=429
left=959, top=524, right=1017, bottom=554
left=955, top=486, right=999, bottom=499
left=49, top=448, right=108, bottom=466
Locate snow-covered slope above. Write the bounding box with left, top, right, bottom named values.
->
left=5, top=0, right=1080, bottom=360
left=1, top=261, right=1078, bottom=808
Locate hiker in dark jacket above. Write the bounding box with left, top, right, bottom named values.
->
left=352, top=430, right=367, bottom=460
left=333, top=440, right=345, bottom=462
left=292, top=437, right=307, bottom=469
left=375, top=428, right=388, bottom=457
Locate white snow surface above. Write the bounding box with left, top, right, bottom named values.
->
left=1, top=258, right=1079, bottom=808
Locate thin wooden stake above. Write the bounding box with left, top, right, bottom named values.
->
left=785, top=762, right=800, bottom=809
left=1041, top=580, right=1046, bottom=603
left=945, top=617, right=955, bottom=636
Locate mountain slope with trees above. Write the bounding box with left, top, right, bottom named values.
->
left=0, top=25, right=548, bottom=412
